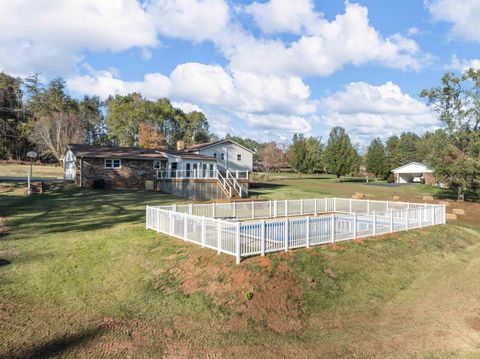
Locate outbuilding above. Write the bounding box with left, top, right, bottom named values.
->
left=392, top=162, right=434, bottom=184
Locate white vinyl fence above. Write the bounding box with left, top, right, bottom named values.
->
left=146, top=198, right=446, bottom=264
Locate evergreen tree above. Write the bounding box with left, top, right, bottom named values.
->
left=324, top=127, right=356, bottom=181
left=287, top=134, right=309, bottom=175
left=365, top=137, right=388, bottom=178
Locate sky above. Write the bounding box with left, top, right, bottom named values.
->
left=1, top=0, right=479, bottom=147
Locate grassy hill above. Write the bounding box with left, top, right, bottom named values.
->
left=1, top=180, right=479, bottom=358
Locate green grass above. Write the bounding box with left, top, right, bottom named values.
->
left=1, top=181, right=480, bottom=358
left=0, top=163, right=64, bottom=178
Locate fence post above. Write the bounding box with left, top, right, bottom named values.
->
left=201, top=217, right=206, bottom=247
left=442, top=204, right=446, bottom=225
left=251, top=201, right=255, bottom=219
left=314, top=198, right=317, bottom=216
left=217, top=220, right=221, bottom=253
left=300, top=199, right=304, bottom=215
left=406, top=209, right=409, bottom=231
left=386, top=201, right=389, bottom=211
left=183, top=214, right=188, bottom=241
left=331, top=214, right=335, bottom=243
left=284, top=218, right=289, bottom=252
left=353, top=213, right=357, bottom=239
left=367, top=199, right=370, bottom=213
left=373, top=211, right=377, bottom=236
left=432, top=205, right=436, bottom=225
left=189, top=203, right=193, bottom=215
left=269, top=200, right=272, bottom=218
left=169, top=211, right=174, bottom=235
left=390, top=209, right=394, bottom=233
left=173, top=204, right=177, bottom=212
left=235, top=222, right=241, bottom=265
left=212, top=202, right=216, bottom=218
left=333, top=198, right=337, bottom=212
left=274, top=200, right=278, bottom=218
left=233, top=201, right=237, bottom=219
left=285, top=200, right=289, bottom=217
left=261, top=220, right=266, bottom=256
left=146, top=206, right=149, bottom=229
left=349, top=198, right=352, bottom=213
left=306, top=217, right=310, bottom=248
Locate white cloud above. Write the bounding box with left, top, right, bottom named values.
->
left=245, top=0, right=322, bottom=35
left=427, top=0, right=480, bottom=43
left=0, top=0, right=157, bottom=75
left=171, top=102, right=204, bottom=114
left=319, top=81, right=439, bottom=143
left=229, top=2, right=426, bottom=76
left=146, top=0, right=230, bottom=42
left=447, top=54, right=480, bottom=71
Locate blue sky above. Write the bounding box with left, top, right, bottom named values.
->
left=1, top=0, right=479, bottom=146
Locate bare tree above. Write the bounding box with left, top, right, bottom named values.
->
left=258, top=142, right=284, bottom=181
left=30, top=112, right=86, bottom=164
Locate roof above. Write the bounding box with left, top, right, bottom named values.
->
left=66, top=144, right=216, bottom=161
left=392, top=162, right=433, bottom=174
left=184, top=139, right=255, bottom=154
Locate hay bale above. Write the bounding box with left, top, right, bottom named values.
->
left=446, top=213, right=457, bottom=220
left=452, top=208, right=465, bottom=215
left=351, top=194, right=360, bottom=199
left=439, top=201, right=450, bottom=206
left=354, top=192, right=365, bottom=199
left=422, top=195, right=434, bottom=201
left=393, top=196, right=400, bottom=201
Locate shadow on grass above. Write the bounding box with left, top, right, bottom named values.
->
left=3, top=327, right=104, bottom=359
left=0, top=184, right=181, bottom=239
left=0, top=258, right=11, bottom=266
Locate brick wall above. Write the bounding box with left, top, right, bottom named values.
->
left=74, top=157, right=157, bottom=189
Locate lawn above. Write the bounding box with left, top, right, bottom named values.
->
left=0, top=163, right=64, bottom=178
left=1, top=180, right=479, bottom=358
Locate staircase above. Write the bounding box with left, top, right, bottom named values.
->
left=216, top=170, right=243, bottom=199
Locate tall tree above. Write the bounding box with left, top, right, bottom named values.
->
left=304, top=136, right=324, bottom=173
left=0, top=73, right=31, bottom=160
left=365, top=137, right=388, bottom=178
left=324, top=127, right=357, bottom=182
left=257, top=142, right=284, bottom=180
left=287, top=134, right=309, bottom=176
left=138, top=122, right=166, bottom=149
left=421, top=69, right=480, bottom=200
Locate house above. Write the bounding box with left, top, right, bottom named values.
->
left=64, top=139, right=254, bottom=200
left=391, top=162, right=435, bottom=184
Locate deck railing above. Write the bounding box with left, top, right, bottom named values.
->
left=156, top=169, right=249, bottom=180
left=146, top=197, right=446, bottom=264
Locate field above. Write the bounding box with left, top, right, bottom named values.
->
left=1, top=176, right=480, bottom=358
left=0, top=163, right=64, bottom=179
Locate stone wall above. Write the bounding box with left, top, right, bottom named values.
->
left=75, top=157, right=157, bottom=189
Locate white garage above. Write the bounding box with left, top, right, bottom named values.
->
left=392, top=162, right=433, bottom=184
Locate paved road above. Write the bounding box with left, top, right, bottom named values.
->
left=0, top=176, right=65, bottom=183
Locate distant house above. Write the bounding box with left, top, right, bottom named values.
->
left=64, top=139, right=254, bottom=200
left=391, top=162, right=435, bottom=184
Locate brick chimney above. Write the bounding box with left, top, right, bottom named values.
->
left=176, top=140, right=185, bottom=151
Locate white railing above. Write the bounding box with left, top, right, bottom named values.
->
left=157, top=169, right=249, bottom=180
left=147, top=198, right=446, bottom=264
left=226, top=170, right=243, bottom=197
left=216, top=170, right=232, bottom=197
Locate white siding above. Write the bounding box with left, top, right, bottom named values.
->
left=198, top=142, right=253, bottom=172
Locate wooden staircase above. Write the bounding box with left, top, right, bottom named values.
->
left=216, top=170, right=243, bottom=199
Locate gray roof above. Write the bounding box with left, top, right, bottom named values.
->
left=184, top=139, right=255, bottom=154
left=67, top=144, right=216, bottom=161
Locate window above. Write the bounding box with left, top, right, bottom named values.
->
left=213, top=152, right=217, bottom=158
left=105, top=158, right=121, bottom=169
left=220, top=153, right=225, bottom=160
left=237, top=154, right=242, bottom=161
left=153, top=160, right=161, bottom=169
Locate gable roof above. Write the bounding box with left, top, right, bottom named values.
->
left=392, top=162, right=433, bottom=173
left=184, top=139, right=255, bottom=154
left=67, top=144, right=216, bottom=161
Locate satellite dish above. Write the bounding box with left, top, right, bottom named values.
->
left=27, top=151, right=37, bottom=159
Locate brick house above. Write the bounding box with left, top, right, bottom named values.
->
left=64, top=141, right=253, bottom=200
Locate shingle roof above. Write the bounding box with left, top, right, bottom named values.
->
left=184, top=139, right=255, bottom=153
left=67, top=144, right=216, bottom=161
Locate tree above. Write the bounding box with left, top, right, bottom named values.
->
left=138, top=122, right=166, bottom=149
left=257, top=142, right=284, bottom=180
left=385, top=135, right=402, bottom=169
left=304, top=136, right=323, bottom=173
left=0, top=72, right=31, bottom=160
left=421, top=69, right=480, bottom=200
left=324, top=127, right=357, bottom=182
left=287, top=134, right=309, bottom=175
left=365, top=137, right=388, bottom=178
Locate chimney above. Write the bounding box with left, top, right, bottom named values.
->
left=176, top=140, right=185, bottom=151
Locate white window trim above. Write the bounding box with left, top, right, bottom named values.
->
left=105, top=158, right=121, bottom=169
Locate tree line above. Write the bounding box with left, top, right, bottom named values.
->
left=0, top=73, right=212, bottom=164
